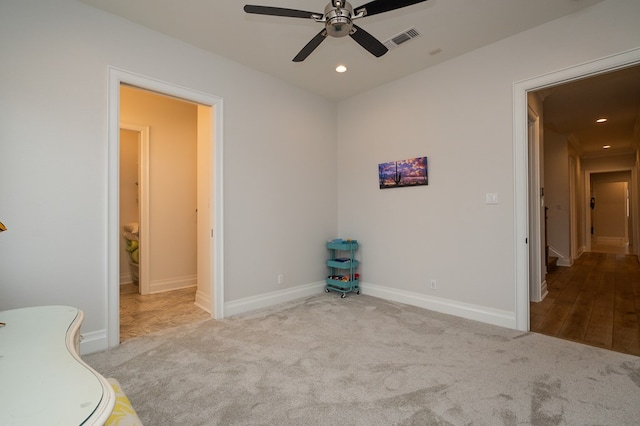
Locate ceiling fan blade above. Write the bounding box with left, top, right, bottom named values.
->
left=293, top=30, right=328, bottom=62
left=244, top=5, right=321, bottom=19
left=349, top=25, right=388, bottom=57
left=354, top=0, right=428, bottom=17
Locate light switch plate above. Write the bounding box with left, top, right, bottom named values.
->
left=486, top=193, right=498, bottom=204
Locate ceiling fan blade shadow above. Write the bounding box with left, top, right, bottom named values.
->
left=293, top=30, right=328, bottom=62
left=244, top=5, right=321, bottom=19
left=349, top=25, right=388, bottom=57
left=354, top=0, right=428, bottom=17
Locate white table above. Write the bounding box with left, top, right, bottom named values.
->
left=0, top=306, right=115, bottom=425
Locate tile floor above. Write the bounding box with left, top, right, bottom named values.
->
left=120, top=284, right=211, bottom=341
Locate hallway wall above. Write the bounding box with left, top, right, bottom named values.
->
left=544, top=130, right=571, bottom=260
left=119, top=128, right=139, bottom=284
left=120, top=86, right=198, bottom=292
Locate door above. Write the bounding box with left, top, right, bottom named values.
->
left=592, top=180, right=628, bottom=245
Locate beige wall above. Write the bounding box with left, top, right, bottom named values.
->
left=591, top=172, right=631, bottom=242
left=120, top=86, right=198, bottom=292
left=119, top=128, right=139, bottom=283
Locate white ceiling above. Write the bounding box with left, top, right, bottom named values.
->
left=79, top=0, right=603, bottom=100
left=540, top=65, right=640, bottom=158
left=79, top=0, right=639, bottom=157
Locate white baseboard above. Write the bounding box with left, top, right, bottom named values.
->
left=80, top=328, right=108, bottom=355
left=223, top=281, right=516, bottom=329
left=540, top=280, right=549, bottom=301
left=557, top=257, right=573, bottom=267
left=594, top=236, right=627, bottom=244
left=224, top=281, right=325, bottom=317
left=85, top=280, right=517, bottom=354
left=549, top=245, right=572, bottom=267
left=360, top=282, right=517, bottom=329
left=150, top=275, right=197, bottom=293
left=195, top=289, right=212, bottom=314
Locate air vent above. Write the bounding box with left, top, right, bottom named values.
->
left=383, top=28, right=422, bottom=50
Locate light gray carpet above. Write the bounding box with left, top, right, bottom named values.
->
left=85, top=294, right=640, bottom=425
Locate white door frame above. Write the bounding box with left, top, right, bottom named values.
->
left=527, top=107, right=543, bottom=303
left=513, top=48, right=640, bottom=331
left=569, top=157, right=578, bottom=261
left=107, top=67, right=225, bottom=347
left=119, top=123, right=150, bottom=295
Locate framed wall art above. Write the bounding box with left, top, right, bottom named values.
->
left=378, top=156, right=428, bottom=189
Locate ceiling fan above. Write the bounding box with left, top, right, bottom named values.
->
left=244, top=0, right=428, bottom=62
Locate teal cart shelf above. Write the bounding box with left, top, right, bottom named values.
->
left=325, top=240, right=360, bottom=298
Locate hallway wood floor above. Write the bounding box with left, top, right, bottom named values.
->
left=530, top=251, right=640, bottom=357
left=120, top=284, right=210, bottom=341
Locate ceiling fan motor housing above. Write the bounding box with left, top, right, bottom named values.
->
left=324, top=1, right=354, bottom=37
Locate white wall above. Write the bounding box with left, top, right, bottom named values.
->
left=1, top=0, right=639, bottom=348
left=544, top=130, right=571, bottom=259
left=0, top=0, right=337, bottom=343
left=570, top=149, right=585, bottom=258
left=336, top=0, right=640, bottom=324
left=582, top=154, right=637, bottom=172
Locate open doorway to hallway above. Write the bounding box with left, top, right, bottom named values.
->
left=527, top=63, right=640, bottom=355
left=530, top=252, right=640, bottom=356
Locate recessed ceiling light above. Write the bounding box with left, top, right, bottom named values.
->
left=335, top=65, right=347, bottom=73
left=603, top=145, right=611, bottom=149
left=596, top=118, right=608, bottom=123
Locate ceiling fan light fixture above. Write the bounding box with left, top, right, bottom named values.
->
left=325, top=2, right=353, bottom=37
left=244, top=0, right=429, bottom=61
left=336, top=65, right=347, bottom=73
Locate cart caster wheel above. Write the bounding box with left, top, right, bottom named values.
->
left=356, top=290, right=360, bottom=295
left=325, top=288, right=330, bottom=293
left=341, top=293, right=346, bottom=299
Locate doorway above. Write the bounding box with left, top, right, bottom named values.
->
left=588, top=171, right=632, bottom=255
left=107, top=67, right=225, bottom=348
left=514, top=48, right=640, bottom=331
left=119, top=124, right=150, bottom=295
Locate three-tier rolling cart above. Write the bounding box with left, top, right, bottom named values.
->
left=325, top=239, right=360, bottom=298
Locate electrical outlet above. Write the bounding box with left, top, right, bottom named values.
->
left=430, top=279, right=437, bottom=289
left=277, top=274, right=285, bottom=285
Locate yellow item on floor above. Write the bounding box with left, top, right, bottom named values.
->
left=106, top=378, right=143, bottom=425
